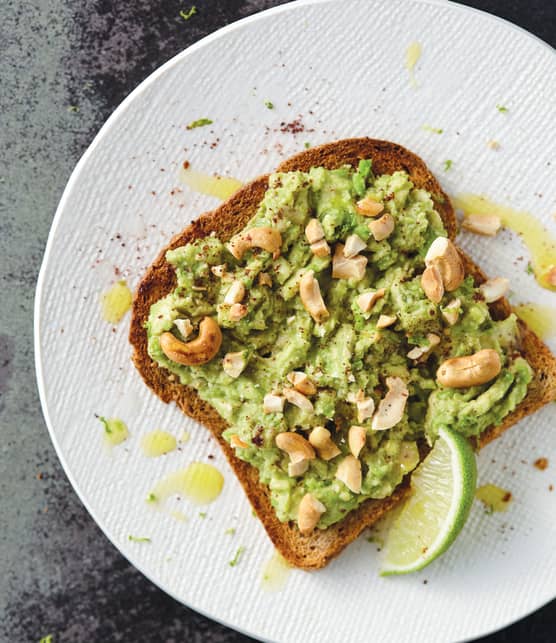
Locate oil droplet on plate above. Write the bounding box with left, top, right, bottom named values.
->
left=261, top=551, right=291, bottom=592
left=453, top=194, right=556, bottom=291
left=99, top=416, right=129, bottom=448
left=141, top=430, right=177, bottom=457
left=149, top=462, right=224, bottom=505
left=513, top=303, right=556, bottom=339
left=179, top=166, right=243, bottom=200
left=476, top=483, right=512, bottom=513
left=100, top=280, right=132, bottom=323
left=405, top=41, right=422, bottom=87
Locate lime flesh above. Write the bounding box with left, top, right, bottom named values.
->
left=380, top=427, right=477, bottom=575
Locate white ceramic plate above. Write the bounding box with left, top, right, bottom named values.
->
left=35, top=1, right=556, bottom=641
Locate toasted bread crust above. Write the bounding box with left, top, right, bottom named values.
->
left=129, top=138, right=556, bottom=569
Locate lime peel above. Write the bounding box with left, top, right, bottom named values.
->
left=380, top=427, right=477, bottom=575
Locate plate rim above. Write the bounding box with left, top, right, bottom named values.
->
left=34, top=0, right=556, bottom=640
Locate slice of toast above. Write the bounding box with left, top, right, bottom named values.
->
left=129, top=138, right=556, bottom=569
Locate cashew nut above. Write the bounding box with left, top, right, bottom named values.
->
left=332, top=244, right=367, bottom=280
left=310, top=239, right=331, bottom=257
left=336, top=455, right=362, bottom=494
left=461, top=214, right=501, bottom=236
left=371, top=377, right=409, bottom=431
left=229, top=303, right=248, bottom=322
left=308, top=426, right=341, bottom=460
left=356, top=288, right=385, bottom=313
left=424, top=237, right=465, bottom=292
left=283, top=388, right=314, bottom=413
left=407, top=333, right=440, bottom=361
left=228, top=226, right=282, bottom=260
left=299, top=270, right=329, bottom=323
left=344, top=234, right=367, bottom=258
left=287, top=371, right=317, bottom=396
left=222, top=351, right=247, bottom=378
left=421, top=265, right=444, bottom=303
left=356, top=197, right=384, bottom=217
left=376, top=314, right=397, bottom=329
left=442, top=298, right=461, bottom=326
left=369, top=213, right=395, bottom=241
left=224, top=280, right=245, bottom=305
left=263, top=393, right=285, bottom=414
left=437, top=348, right=501, bottom=388
left=288, top=459, right=309, bottom=477
left=159, top=317, right=222, bottom=366
left=276, top=432, right=316, bottom=463
left=479, top=277, right=509, bottom=303
left=174, top=318, right=193, bottom=340
left=348, top=425, right=367, bottom=458
left=298, top=493, right=326, bottom=535
left=305, top=218, right=325, bottom=244
left=230, top=434, right=248, bottom=448
left=356, top=396, right=375, bottom=422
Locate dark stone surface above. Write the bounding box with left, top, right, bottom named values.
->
left=0, top=1, right=554, bottom=641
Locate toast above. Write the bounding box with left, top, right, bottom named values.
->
left=129, top=138, right=556, bottom=569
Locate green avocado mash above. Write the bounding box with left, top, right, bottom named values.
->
left=146, top=160, right=532, bottom=529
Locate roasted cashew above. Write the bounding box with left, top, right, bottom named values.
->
left=298, top=493, right=326, bottom=535
left=461, top=214, right=501, bottom=236
left=335, top=455, right=362, bottom=494
left=421, top=264, right=444, bottom=303
left=276, top=432, right=316, bottom=466
left=356, top=197, right=384, bottom=217
left=299, top=270, right=329, bottom=323
left=437, top=348, right=501, bottom=388
left=308, top=427, right=341, bottom=461
left=228, top=226, right=282, bottom=260
left=283, top=387, right=314, bottom=413
left=332, top=244, right=367, bottom=280
left=222, top=351, right=247, bottom=378
left=305, top=218, right=325, bottom=244
left=287, top=371, right=317, bottom=396
left=159, top=317, right=222, bottom=366
left=371, top=377, right=409, bottom=431
left=479, top=277, right=509, bottom=303
left=369, top=213, right=395, bottom=241
left=424, top=237, right=465, bottom=292
left=356, top=288, right=385, bottom=313
left=343, top=234, right=367, bottom=258
left=348, top=425, right=367, bottom=458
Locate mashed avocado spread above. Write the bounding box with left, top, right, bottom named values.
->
left=146, top=161, right=532, bottom=530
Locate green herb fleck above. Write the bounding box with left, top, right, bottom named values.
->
left=225, top=527, right=236, bottom=536
left=146, top=492, right=157, bottom=503
left=264, top=100, right=274, bottom=109
left=526, top=262, right=534, bottom=275
left=422, top=124, right=443, bottom=134
left=128, top=535, right=151, bottom=543
left=251, top=509, right=257, bottom=518
left=199, top=512, right=207, bottom=519
left=179, top=6, right=197, bottom=21
left=304, top=142, right=311, bottom=149
left=186, top=117, right=213, bottom=130
left=67, top=105, right=80, bottom=113
left=228, top=546, right=245, bottom=567
left=39, top=636, right=53, bottom=643
left=496, top=104, right=509, bottom=113
left=443, top=160, right=453, bottom=171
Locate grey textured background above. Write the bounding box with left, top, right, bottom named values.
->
left=1, top=1, right=554, bottom=641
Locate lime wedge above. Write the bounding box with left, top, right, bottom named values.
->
left=380, top=427, right=477, bottom=575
